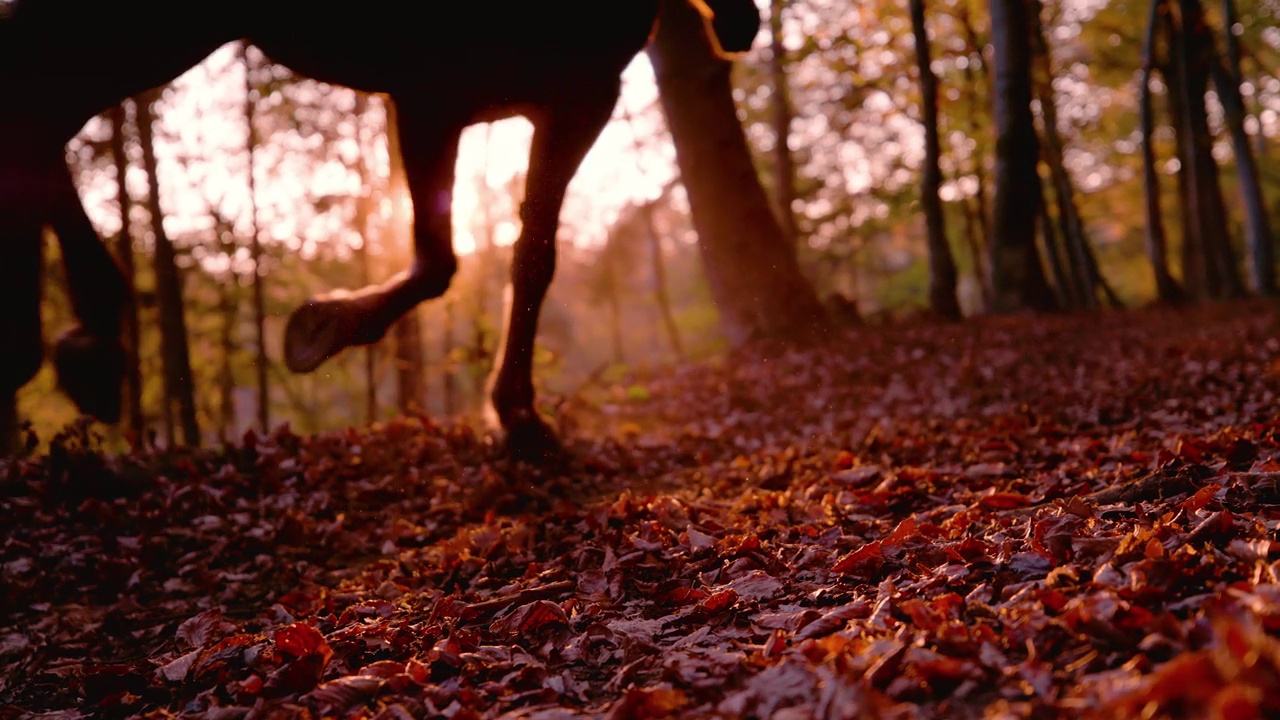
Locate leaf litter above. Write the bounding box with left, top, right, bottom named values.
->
left=1, top=300, right=1279, bottom=718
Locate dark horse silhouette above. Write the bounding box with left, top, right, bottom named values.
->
left=0, top=0, right=761, bottom=457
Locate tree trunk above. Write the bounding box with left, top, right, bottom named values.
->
left=909, top=0, right=962, bottom=320
left=986, top=0, right=1056, bottom=312
left=649, top=0, right=830, bottom=346
left=383, top=99, right=427, bottom=413
left=604, top=247, right=625, bottom=365
left=242, top=43, right=271, bottom=433
left=217, top=265, right=238, bottom=443
left=1162, top=11, right=1202, bottom=296
left=1139, top=0, right=1187, bottom=304
left=1038, top=182, right=1074, bottom=309
left=136, top=90, right=200, bottom=447
left=641, top=203, right=687, bottom=358
left=442, top=300, right=457, bottom=416
left=1028, top=0, right=1103, bottom=310
left=353, top=92, right=380, bottom=425
left=1206, top=24, right=1274, bottom=295
left=108, top=101, right=145, bottom=443
left=767, top=0, right=798, bottom=247
left=960, top=2, right=993, bottom=308
left=1221, top=0, right=1268, bottom=163
left=1172, top=0, right=1244, bottom=300
left=471, top=123, right=497, bottom=405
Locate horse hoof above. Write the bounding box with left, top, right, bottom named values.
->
left=503, top=413, right=564, bottom=463
left=53, top=326, right=124, bottom=423
left=284, top=296, right=353, bottom=373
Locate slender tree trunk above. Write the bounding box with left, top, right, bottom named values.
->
left=383, top=99, right=427, bottom=413
left=601, top=241, right=625, bottom=365
left=108, top=101, right=145, bottom=442
left=1163, top=11, right=1203, bottom=297
left=1221, top=0, right=1268, bottom=163
left=641, top=203, right=687, bottom=358
left=136, top=90, right=200, bottom=447
left=217, top=268, right=238, bottom=443
left=353, top=92, right=380, bottom=425
left=987, top=0, right=1056, bottom=312
left=1206, top=28, right=1274, bottom=295
left=960, top=3, right=993, bottom=308
left=1028, top=0, right=1103, bottom=309
left=442, top=300, right=456, bottom=416
left=472, top=123, right=497, bottom=405
left=1139, top=0, right=1187, bottom=303
left=1173, top=0, right=1244, bottom=300
left=649, top=0, right=830, bottom=346
left=909, top=0, right=961, bottom=320
left=961, top=195, right=986, bottom=306
left=242, top=43, right=271, bottom=432
left=768, top=0, right=798, bottom=246
left=1038, top=183, right=1074, bottom=309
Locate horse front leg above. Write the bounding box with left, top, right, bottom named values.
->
left=48, top=159, right=129, bottom=424
left=283, top=102, right=462, bottom=375
left=487, top=83, right=620, bottom=460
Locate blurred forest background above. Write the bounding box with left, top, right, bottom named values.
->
left=21, top=0, right=1280, bottom=449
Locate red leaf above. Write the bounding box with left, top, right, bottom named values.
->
left=1182, top=483, right=1222, bottom=513
left=490, top=600, right=569, bottom=638
left=177, top=608, right=230, bottom=648
left=794, top=602, right=871, bottom=641
left=304, top=675, right=385, bottom=712
left=883, top=516, right=919, bottom=546
left=978, top=491, right=1031, bottom=510
left=833, top=541, right=883, bottom=573
left=700, top=589, right=738, bottom=614
left=274, top=623, right=333, bottom=663
left=606, top=686, right=689, bottom=719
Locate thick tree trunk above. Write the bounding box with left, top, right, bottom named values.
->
left=767, top=0, right=798, bottom=247
left=242, top=43, right=271, bottom=432
left=136, top=90, right=200, bottom=447
left=1206, top=28, right=1274, bottom=295
left=909, top=0, right=961, bottom=320
left=649, top=0, right=830, bottom=346
left=1139, top=0, right=1187, bottom=304
left=986, top=0, right=1056, bottom=312
left=108, top=101, right=145, bottom=442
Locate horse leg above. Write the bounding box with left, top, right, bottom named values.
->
left=284, top=103, right=462, bottom=374
left=0, top=160, right=50, bottom=456
left=48, top=159, right=128, bottom=424
left=486, top=82, right=620, bottom=460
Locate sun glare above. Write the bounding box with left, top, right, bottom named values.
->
left=74, top=49, right=676, bottom=271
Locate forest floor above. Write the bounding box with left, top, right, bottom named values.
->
left=2, top=299, right=1280, bottom=719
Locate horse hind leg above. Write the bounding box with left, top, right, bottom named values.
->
left=486, top=81, right=621, bottom=461
left=0, top=162, right=51, bottom=455
left=48, top=159, right=128, bottom=425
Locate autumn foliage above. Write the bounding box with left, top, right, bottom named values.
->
left=2, top=300, right=1279, bottom=718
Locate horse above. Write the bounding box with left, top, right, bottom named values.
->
left=0, top=0, right=761, bottom=458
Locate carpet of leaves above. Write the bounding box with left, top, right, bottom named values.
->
left=3, top=300, right=1280, bottom=719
